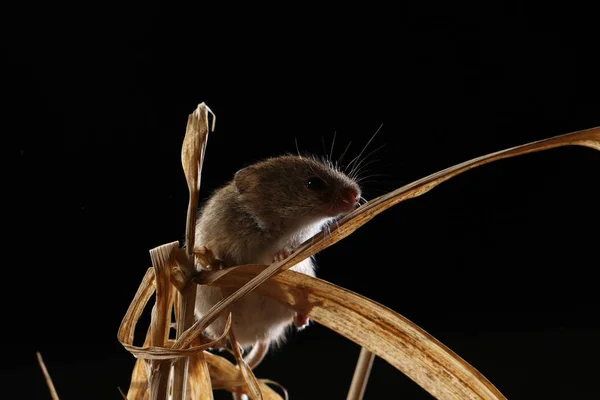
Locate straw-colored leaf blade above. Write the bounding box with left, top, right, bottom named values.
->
left=182, top=103, right=214, bottom=252
left=273, top=126, right=600, bottom=277
left=149, top=242, right=179, bottom=400
left=122, top=313, right=232, bottom=361
left=118, top=268, right=156, bottom=346
left=186, top=343, right=214, bottom=400
left=127, top=359, right=150, bottom=400
left=127, top=330, right=151, bottom=400
left=177, top=126, right=600, bottom=350
left=199, top=265, right=506, bottom=400
left=181, top=103, right=212, bottom=192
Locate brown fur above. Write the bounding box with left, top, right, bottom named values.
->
left=194, top=155, right=361, bottom=352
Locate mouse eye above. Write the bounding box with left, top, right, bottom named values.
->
left=306, top=176, right=326, bottom=190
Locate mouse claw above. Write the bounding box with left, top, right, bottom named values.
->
left=273, top=247, right=293, bottom=263
left=194, top=246, right=227, bottom=270
left=293, top=313, right=310, bottom=330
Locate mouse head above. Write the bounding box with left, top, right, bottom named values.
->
left=234, top=155, right=361, bottom=230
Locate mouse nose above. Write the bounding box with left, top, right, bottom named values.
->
left=344, top=188, right=361, bottom=206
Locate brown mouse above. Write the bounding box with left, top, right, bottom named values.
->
left=193, top=154, right=361, bottom=371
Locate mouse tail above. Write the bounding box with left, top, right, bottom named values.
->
left=244, top=341, right=269, bottom=370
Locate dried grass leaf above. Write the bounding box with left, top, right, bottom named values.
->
left=149, top=242, right=179, bottom=399
left=119, top=267, right=156, bottom=347
left=150, top=242, right=177, bottom=348
left=118, top=243, right=233, bottom=360
left=186, top=339, right=214, bottom=400
left=199, top=265, right=506, bottom=400
left=183, top=126, right=600, bottom=352
left=182, top=102, right=214, bottom=251
left=127, top=329, right=151, bottom=400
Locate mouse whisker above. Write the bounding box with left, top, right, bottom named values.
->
left=338, top=141, right=353, bottom=169
left=294, top=137, right=303, bottom=159
left=354, top=173, right=389, bottom=184
left=348, top=144, right=386, bottom=181
left=321, top=136, right=328, bottom=159
left=329, top=131, right=337, bottom=165
left=349, top=156, right=382, bottom=176
left=345, top=123, right=383, bottom=175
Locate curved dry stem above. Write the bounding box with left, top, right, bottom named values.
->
left=37, top=352, right=60, bottom=400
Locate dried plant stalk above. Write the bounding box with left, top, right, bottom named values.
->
left=172, top=102, right=215, bottom=400
left=346, top=347, right=375, bottom=400
left=36, top=352, right=60, bottom=400
left=185, top=339, right=216, bottom=400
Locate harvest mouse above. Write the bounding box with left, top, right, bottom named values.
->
left=193, top=154, right=361, bottom=371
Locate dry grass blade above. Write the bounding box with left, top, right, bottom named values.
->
left=149, top=242, right=178, bottom=400
left=118, top=269, right=233, bottom=360
left=150, top=242, right=177, bottom=348
left=36, top=352, right=60, bottom=400
left=185, top=339, right=214, bottom=400
left=182, top=102, right=214, bottom=252
left=182, top=126, right=600, bottom=352
left=198, top=265, right=506, bottom=400
left=118, top=268, right=156, bottom=347
left=126, top=329, right=151, bottom=400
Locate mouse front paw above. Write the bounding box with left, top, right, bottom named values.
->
left=272, top=247, right=293, bottom=263
left=293, top=313, right=310, bottom=330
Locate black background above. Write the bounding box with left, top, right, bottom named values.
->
left=5, top=2, right=600, bottom=399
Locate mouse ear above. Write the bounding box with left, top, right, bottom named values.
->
left=234, top=165, right=259, bottom=194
